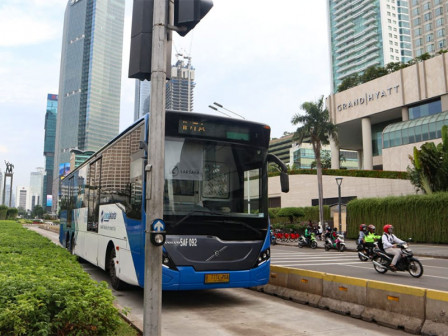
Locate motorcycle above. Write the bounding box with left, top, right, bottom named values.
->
left=372, top=242, right=423, bottom=278
left=357, top=242, right=377, bottom=261
left=270, top=230, right=276, bottom=245
left=324, top=233, right=346, bottom=252
left=298, top=232, right=318, bottom=249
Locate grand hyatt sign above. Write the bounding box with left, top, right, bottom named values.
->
left=337, top=85, right=400, bottom=112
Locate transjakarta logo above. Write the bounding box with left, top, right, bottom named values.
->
left=101, top=210, right=117, bottom=223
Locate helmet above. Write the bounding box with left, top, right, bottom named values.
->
left=332, top=227, right=337, bottom=232
left=383, top=224, right=394, bottom=234
left=367, top=225, right=376, bottom=233
left=359, top=224, right=367, bottom=231
left=326, top=226, right=331, bottom=232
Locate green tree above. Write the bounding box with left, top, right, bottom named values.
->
left=360, top=65, right=388, bottom=83
left=17, top=206, right=27, bottom=217
left=0, top=205, right=7, bottom=220
left=337, top=73, right=360, bottom=92
left=276, top=207, right=304, bottom=224
left=291, top=96, right=338, bottom=228
left=385, top=61, right=406, bottom=73
left=310, top=151, right=346, bottom=169
left=408, top=125, right=448, bottom=193
left=32, top=205, right=44, bottom=219
left=6, top=208, right=18, bottom=219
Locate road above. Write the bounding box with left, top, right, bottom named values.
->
left=26, top=226, right=440, bottom=335
left=271, top=244, right=448, bottom=292
left=83, top=262, right=408, bottom=336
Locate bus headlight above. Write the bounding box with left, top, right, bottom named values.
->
left=162, top=252, right=177, bottom=270
left=256, top=248, right=270, bottom=266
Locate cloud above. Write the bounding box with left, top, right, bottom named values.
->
left=0, top=145, right=8, bottom=154
left=0, top=2, right=64, bottom=47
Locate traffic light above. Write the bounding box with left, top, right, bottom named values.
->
left=128, top=0, right=154, bottom=80
left=174, top=0, right=213, bottom=37
left=129, top=0, right=213, bottom=80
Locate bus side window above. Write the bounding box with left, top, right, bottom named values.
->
left=87, top=159, right=101, bottom=232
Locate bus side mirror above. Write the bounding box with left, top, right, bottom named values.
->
left=280, top=172, right=289, bottom=193
left=267, top=153, right=289, bottom=193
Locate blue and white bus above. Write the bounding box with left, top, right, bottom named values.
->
left=59, top=111, right=289, bottom=290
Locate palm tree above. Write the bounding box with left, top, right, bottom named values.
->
left=291, top=96, right=338, bottom=228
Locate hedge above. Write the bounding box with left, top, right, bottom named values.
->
left=269, top=205, right=331, bottom=232
left=0, top=221, right=121, bottom=335
left=346, top=193, right=448, bottom=243
left=269, top=168, right=409, bottom=180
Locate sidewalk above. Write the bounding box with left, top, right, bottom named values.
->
left=277, top=238, right=448, bottom=259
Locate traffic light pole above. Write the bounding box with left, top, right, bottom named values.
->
left=144, top=0, right=168, bottom=335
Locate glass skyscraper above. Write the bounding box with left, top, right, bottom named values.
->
left=134, top=57, right=196, bottom=121
left=166, top=58, right=196, bottom=112
left=328, top=0, right=412, bottom=92
left=134, top=80, right=151, bottom=121
left=53, top=0, right=125, bottom=210
left=43, top=94, right=58, bottom=212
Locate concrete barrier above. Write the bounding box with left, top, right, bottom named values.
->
left=363, top=280, right=425, bottom=334
left=319, top=274, right=367, bottom=318
left=422, top=289, right=448, bottom=336
left=286, top=268, right=323, bottom=307
left=262, top=265, right=447, bottom=335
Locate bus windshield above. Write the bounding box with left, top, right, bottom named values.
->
left=163, top=137, right=267, bottom=219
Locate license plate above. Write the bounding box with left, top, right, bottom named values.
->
left=205, top=273, right=230, bottom=284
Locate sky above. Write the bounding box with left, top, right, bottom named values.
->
left=0, top=0, right=331, bottom=191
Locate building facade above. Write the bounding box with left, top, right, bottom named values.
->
left=326, top=52, right=448, bottom=172
left=43, top=94, right=57, bottom=212
left=328, top=0, right=413, bottom=92
left=134, top=80, right=151, bottom=121
left=409, top=0, right=448, bottom=56
left=268, top=134, right=359, bottom=169
left=15, top=186, right=30, bottom=212
left=134, top=57, right=196, bottom=121
left=0, top=170, right=3, bottom=205
left=53, top=0, right=125, bottom=211
left=30, top=168, right=44, bottom=211
left=166, top=58, right=195, bottom=112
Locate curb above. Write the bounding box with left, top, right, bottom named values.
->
left=114, top=302, right=143, bottom=335
left=255, top=266, right=448, bottom=335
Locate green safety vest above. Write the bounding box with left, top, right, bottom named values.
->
left=364, top=232, right=381, bottom=243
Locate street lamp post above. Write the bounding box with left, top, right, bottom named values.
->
left=335, top=177, right=343, bottom=234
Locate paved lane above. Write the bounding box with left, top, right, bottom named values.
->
left=271, top=245, right=448, bottom=292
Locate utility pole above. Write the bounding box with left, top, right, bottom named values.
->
left=144, top=0, right=168, bottom=334
left=129, top=1, right=213, bottom=334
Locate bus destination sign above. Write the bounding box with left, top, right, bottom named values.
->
left=178, top=119, right=250, bottom=141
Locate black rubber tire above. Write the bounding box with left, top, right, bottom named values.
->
left=408, top=258, right=424, bottom=278
left=358, top=252, right=368, bottom=261
left=108, top=248, right=125, bottom=290
left=373, top=256, right=388, bottom=274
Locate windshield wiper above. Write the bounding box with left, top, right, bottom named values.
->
left=172, top=209, right=223, bottom=228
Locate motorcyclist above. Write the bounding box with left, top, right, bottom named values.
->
left=304, top=224, right=313, bottom=245
left=357, top=224, right=367, bottom=245
left=331, top=227, right=338, bottom=246
left=382, top=224, right=405, bottom=271
left=364, top=225, right=381, bottom=257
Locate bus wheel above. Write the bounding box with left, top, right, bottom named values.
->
left=69, top=235, right=75, bottom=254
left=108, top=248, right=125, bottom=290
